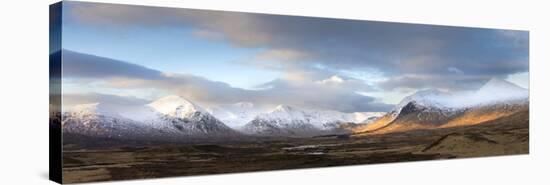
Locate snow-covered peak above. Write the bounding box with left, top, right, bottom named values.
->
left=63, top=99, right=238, bottom=139
left=481, top=78, right=524, bottom=91
left=273, top=104, right=295, bottom=113
left=393, top=89, right=450, bottom=113
left=262, top=105, right=306, bottom=121
left=476, top=78, right=528, bottom=102
left=67, top=102, right=159, bottom=123
left=206, top=102, right=264, bottom=128
left=253, top=105, right=385, bottom=129
left=391, top=78, right=529, bottom=115
left=147, top=95, right=206, bottom=118
left=469, top=78, right=528, bottom=105
left=69, top=103, right=119, bottom=118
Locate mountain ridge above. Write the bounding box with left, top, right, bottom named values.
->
left=242, top=104, right=384, bottom=137
left=353, top=78, right=529, bottom=135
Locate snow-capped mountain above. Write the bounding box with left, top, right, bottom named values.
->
left=148, top=95, right=206, bottom=118
left=146, top=95, right=237, bottom=136
left=62, top=103, right=156, bottom=139
left=242, top=105, right=324, bottom=137
left=242, top=105, right=384, bottom=137
left=205, top=102, right=264, bottom=128
left=62, top=95, right=238, bottom=140
left=63, top=78, right=527, bottom=139
left=393, top=78, right=528, bottom=113
left=473, top=78, right=528, bottom=105
left=392, top=89, right=450, bottom=114
left=353, top=78, right=529, bottom=134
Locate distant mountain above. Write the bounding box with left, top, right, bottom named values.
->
left=62, top=103, right=157, bottom=139
left=63, top=78, right=526, bottom=139
left=242, top=105, right=384, bottom=137
left=147, top=95, right=237, bottom=136
left=62, top=95, right=238, bottom=141
left=473, top=78, right=528, bottom=105
left=242, top=105, right=322, bottom=137
left=205, top=102, right=263, bottom=129
left=353, top=78, right=529, bottom=134
left=62, top=95, right=384, bottom=139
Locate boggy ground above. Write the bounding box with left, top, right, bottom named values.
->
left=61, top=111, right=528, bottom=183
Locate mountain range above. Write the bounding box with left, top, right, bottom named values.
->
left=242, top=105, right=383, bottom=137
left=61, top=95, right=384, bottom=140
left=60, top=78, right=528, bottom=140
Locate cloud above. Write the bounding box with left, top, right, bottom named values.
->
left=62, top=50, right=389, bottom=112
left=447, top=67, right=464, bottom=75
left=318, top=75, right=345, bottom=85
left=378, top=74, right=492, bottom=91
left=62, top=93, right=149, bottom=108
left=105, top=73, right=389, bottom=112
left=63, top=1, right=529, bottom=101
left=255, top=49, right=310, bottom=63
left=62, top=50, right=164, bottom=80
left=65, top=1, right=528, bottom=92
left=497, top=30, right=529, bottom=48
left=252, top=76, right=389, bottom=112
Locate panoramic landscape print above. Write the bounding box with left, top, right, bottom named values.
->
left=50, top=1, right=529, bottom=183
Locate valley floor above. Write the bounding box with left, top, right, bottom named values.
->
left=61, top=111, right=528, bottom=183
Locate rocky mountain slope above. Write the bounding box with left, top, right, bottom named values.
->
left=353, top=78, right=529, bottom=134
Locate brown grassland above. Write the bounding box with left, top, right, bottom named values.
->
left=62, top=110, right=528, bottom=183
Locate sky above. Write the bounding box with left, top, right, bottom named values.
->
left=58, top=1, right=529, bottom=113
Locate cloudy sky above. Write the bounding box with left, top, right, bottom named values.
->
left=58, top=1, right=529, bottom=112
